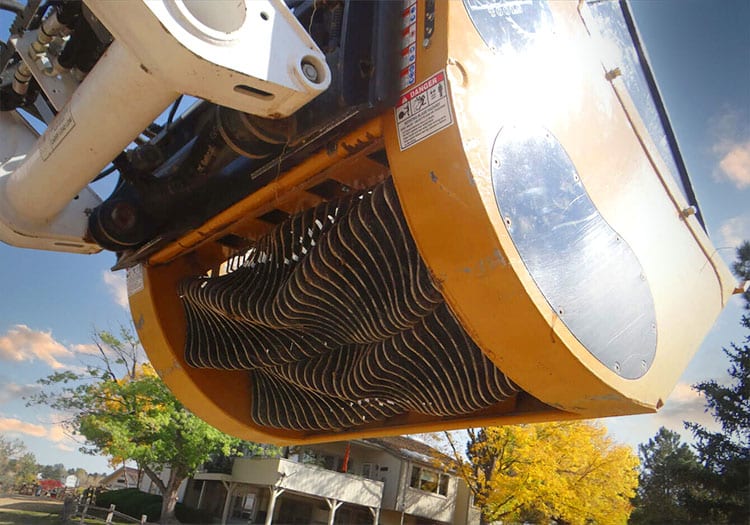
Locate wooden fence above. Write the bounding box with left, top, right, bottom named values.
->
left=61, top=497, right=156, bottom=524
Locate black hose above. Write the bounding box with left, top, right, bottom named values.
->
left=165, top=95, right=183, bottom=130
left=93, top=164, right=117, bottom=182
left=57, top=8, right=108, bottom=73
left=0, top=0, right=23, bottom=15
left=327, top=2, right=343, bottom=51
left=56, top=0, right=80, bottom=26
left=28, top=1, right=64, bottom=31
left=163, top=119, right=223, bottom=196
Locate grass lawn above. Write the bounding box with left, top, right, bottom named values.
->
left=0, top=496, right=62, bottom=524
left=0, top=495, right=134, bottom=524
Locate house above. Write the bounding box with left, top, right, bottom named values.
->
left=100, top=465, right=188, bottom=501
left=100, top=466, right=141, bottom=491
left=138, top=466, right=188, bottom=500
left=36, top=478, right=65, bottom=496
left=181, top=435, right=480, bottom=525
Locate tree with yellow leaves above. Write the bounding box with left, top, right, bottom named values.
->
left=442, top=421, right=639, bottom=525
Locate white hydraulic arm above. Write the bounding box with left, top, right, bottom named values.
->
left=0, top=0, right=330, bottom=253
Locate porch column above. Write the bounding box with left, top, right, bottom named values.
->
left=220, top=481, right=236, bottom=525
left=265, top=487, right=285, bottom=525
left=369, top=506, right=380, bottom=525
left=196, top=480, right=207, bottom=510
left=325, top=498, right=343, bottom=525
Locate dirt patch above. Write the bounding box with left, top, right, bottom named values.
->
left=0, top=496, right=62, bottom=512
left=0, top=495, right=63, bottom=524
left=0, top=495, right=62, bottom=512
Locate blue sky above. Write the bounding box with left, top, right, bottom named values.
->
left=1, top=1, right=749, bottom=475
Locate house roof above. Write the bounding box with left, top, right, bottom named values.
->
left=363, top=436, right=455, bottom=468
left=100, top=466, right=140, bottom=487
left=38, top=479, right=64, bottom=490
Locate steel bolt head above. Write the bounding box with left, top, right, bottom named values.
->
left=302, top=62, right=318, bottom=83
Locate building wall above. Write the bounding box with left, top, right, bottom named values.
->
left=231, top=457, right=383, bottom=508
left=401, top=483, right=456, bottom=524
left=275, top=440, right=464, bottom=523
left=379, top=508, right=406, bottom=525
left=346, top=445, right=404, bottom=510
left=454, top=479, right=480, bottom=525
left=293, top=440, right=458, bottom=518
left=196, top=480, right=227, bottom=519
left=379, top=509, right=453, bottom=525
left=182, top=479, right=201, bottom=509
left=295, top=441, right=402, bottom=491
left=188, top=440, right=476, bottom=525
left=136, top=467, right=187, bottom=501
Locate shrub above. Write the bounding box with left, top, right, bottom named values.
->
left=95, top=488, right=214, bottom=524
left=175, top=503, right=214, bottom=524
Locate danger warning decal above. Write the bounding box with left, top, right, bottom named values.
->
left=394, top=70, right=454, bottom=151
left=400, top=0, right=417, bottom=90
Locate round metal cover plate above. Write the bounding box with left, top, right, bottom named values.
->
left=491, top=124, right=656, bottom=379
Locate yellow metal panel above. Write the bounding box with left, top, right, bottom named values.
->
left=129, top=0, right=736, bottom=443
left=384, top=0, right=734, bottom=418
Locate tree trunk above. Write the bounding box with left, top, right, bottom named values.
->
left=141, top=465, right=166, bottom=494
left=159, top=469, right=183, bottom=525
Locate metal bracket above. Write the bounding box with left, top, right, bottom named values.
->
left=10, top=32, right=81, bottom=111
left=85, top=0, right=331, bottom=118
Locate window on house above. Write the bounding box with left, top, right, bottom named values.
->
left=300, top=450, right=343, bottom=472
left=322, top=455, right=343, bottom=472
left=439, top=474, right=449, bottom=496
left=409, top=466, right=449, bottom=496
left=362, top=463, right=379, bottom=480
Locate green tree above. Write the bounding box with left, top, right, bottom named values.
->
left=202, top=441, right=281, bottom=474
left=39, top=463, right=66, bottom=481
left=630, top=427, right=702, bottom=524
left=684, top=241, right=750, bottom=523
left=10, top=452, right=39, bottom=486
left=29, top=329, right=240, bottom=525
left=443, top=421, right=639, bottom=525
left=63, top=467, right=103, bottom=488
left=71, top=467, right=99, bottom=488
left=735, top=241, right=750, bottom=328
left=0, top=436, right=33, bottom=491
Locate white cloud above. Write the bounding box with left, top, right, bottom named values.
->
left=47, top=421, right=69, bottom=443
left=0, top=414, right=107, bottom=471
left=0, top=325, right=74, bottom=369
left=0, top=326, right=94, bottom=374
left=102, top=271, right=129, bottom=310
left=710, top=108, right=750, bottom=189
left=0, top=415, right=79, bottom=459
left=0, top=416, right=48, bottom=438
left=0, top=381, right=41, bottom=403
left=652, top=382, right=720, bottom=433
left=70, top=343, right=101, bottom=356
left=717, top=141, right=750, bottom=189
left=717, top=213, right=750, bottom=249
left=605, top=381, right=722, bottom=451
